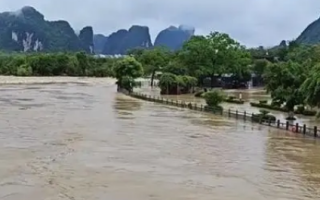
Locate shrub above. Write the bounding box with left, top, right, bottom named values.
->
left=252, top=110, right=276, bottom=123
left=16, top=63, right=33, bottom=76
left=250, top=102, right=316, bottom=117
left=203, top=90, right=225, bottom=107
left=119, top=76, right=135, bottom=92
left=225, top=96, right=244, bottom=104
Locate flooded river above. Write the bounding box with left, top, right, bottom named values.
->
left=1, top=77, right=320, bottom=200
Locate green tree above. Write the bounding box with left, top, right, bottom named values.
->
left=264, top=61, right=306, bottom=117
left=113, top=56, right=143, bottom=92
left=203, top=90, right=225, bottom=108
left=76, top=51, right=88, bottom=75
left=139, top=47, right=171, bottom=87
left=126, top=48, right=145, bottom=62
left=300, top=63, right=320, bottom=108
left=227, top=46, right=252, bottom=82
left=253, top=59, right=269, bottom=77
left=178, top=35, right=209, bottom=80
left=158, top=72, right=177, bottom=94
left=179, top=32, right=251, bottom=87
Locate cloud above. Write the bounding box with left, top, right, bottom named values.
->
left=0, top=0, right=319, bottom=47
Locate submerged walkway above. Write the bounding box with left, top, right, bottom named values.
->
left=130, top=89, right=320, bottom=139
left=134, top=86, right=320, bottom=127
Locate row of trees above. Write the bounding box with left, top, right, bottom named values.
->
left=126, top=34, right=320, bottom=116
left=0, top=50, right=144, bottom=92
left=1, top=30, right=320, bottom=116
left=0, top=52, right=115, bottom=77
left=262, top=42, right=320, bottom=116
left=129, top=32, right=253, bottom=90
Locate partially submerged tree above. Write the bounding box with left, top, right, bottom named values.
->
left=113, top=56, right=143, bottom=92
left=178, top=32, right=252, bottom=88
left=139, top=47, right=171, bottom=87
left=203, top=90, right=225, bottom=109
left=264, top=61, right=306, bottom=119
left=158, top=73, right=198, bottom=95
left=300, top=63, right=320, bottom=112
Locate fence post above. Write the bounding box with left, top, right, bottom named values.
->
left=200, top=104, right=203, bottom=111
left=244, top=111, right=246, bottom=121
left=314, top=126, right=318, bottom=137
left=303, top=124, right=306, bottom=135
left=236, top=110, right=238, bottom=119
left=277, top=120, right=280, bottom=128
left=295, top=123, right=299, bottom=133
left=286, top=121, right=289, bottom=130
left=251, top=113, right=254, bottom=122
left=228, top=109, right=231, bottom=117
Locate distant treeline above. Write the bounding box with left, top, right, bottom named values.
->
left=0, top=52, right=115, bottom=77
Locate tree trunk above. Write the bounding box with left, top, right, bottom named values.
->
left=287, top=105, right=296, bottom=120
left=210, top=74, right=215, bottom=88
left=150, top=70, right=156, bottom=87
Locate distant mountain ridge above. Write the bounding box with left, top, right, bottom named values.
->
left=2, top=6, right=320, bottom=54
left=296, top=17, right=320, bottom=44
left=96, top=24, right=194, bottom=55
left=0, top=6, right=195, bottom=54
left=154, top=25, right=195, bottom=50
left=0, top=6, right=94, bottom=53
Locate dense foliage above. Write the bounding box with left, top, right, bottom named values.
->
left=0, top=52, right=115, bottom=77
left=128, top=32, right=320, bottom=117
left=2, top=27, right=320, bottom=118
left=203, top=90, right=225, bottom=108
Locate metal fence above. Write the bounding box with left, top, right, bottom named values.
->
left=129, top=92, right=320, bottom=138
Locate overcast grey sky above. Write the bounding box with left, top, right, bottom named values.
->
left=0, top=0, right=319, bottom=47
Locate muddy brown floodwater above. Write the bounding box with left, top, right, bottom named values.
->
left=1, top=78, right=320, bottom=200
left=137, top=87, right=320, bottom=127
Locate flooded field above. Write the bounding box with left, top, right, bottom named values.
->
left=136, top=87, right=320, bottom=127
left=1, top=77, right=320, bottom=199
